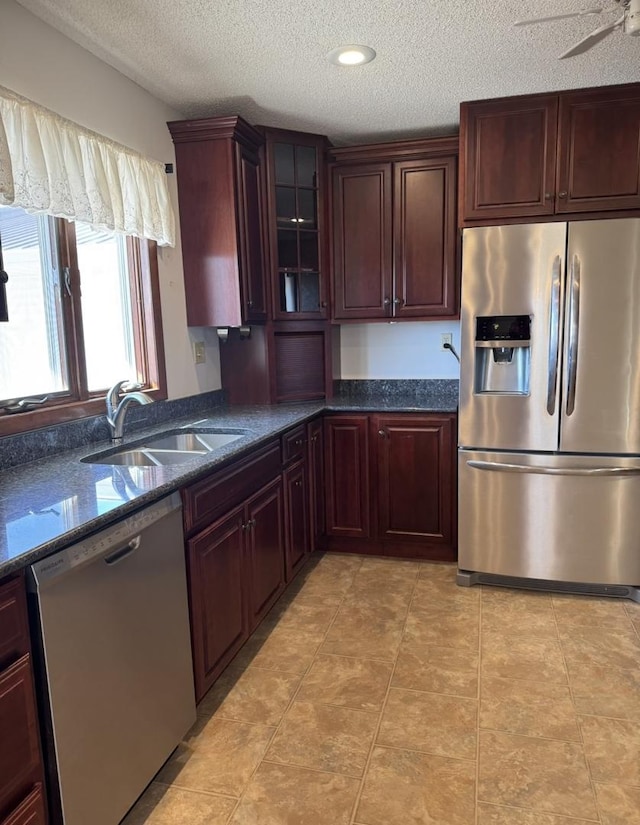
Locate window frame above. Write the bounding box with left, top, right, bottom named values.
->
left=0, top=216, right=167, bottom=437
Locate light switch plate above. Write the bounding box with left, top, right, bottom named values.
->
left=194, top=341, right=206, bottom=364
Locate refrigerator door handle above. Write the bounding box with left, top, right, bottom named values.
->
left=467, top=460, right=640, bottom=477
left=546, top=254, right=562, bottom=415
left=565, top=254, right=581, bottom=416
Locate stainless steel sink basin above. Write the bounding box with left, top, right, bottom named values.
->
left=82, top=428, right=248, bottom=466
left=141, top=432, right=243, bottom=451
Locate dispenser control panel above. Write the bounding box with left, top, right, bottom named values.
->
left=476, top=315, right=530, bottom=342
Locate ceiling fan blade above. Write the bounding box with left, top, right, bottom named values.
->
left=515, top=8, right=603, bottom=26
left=559, top=14, right=625, bottom=57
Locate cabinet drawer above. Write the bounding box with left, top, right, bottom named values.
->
left=183, top=441, right=281, bottom=535
left=0, top=578, right=29, bottom=673
left=282, top=426, right=306, bottom=465
left=0, top=655, right=42, bottom=817
left=1, top=785, right=46, bottom=825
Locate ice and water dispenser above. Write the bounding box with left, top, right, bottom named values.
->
left=474, top=315, right=531, bottom=395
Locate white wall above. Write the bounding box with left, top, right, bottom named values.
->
left=0, top=1, right=221, bottom=399
left=340, top=321, right=461, bottom=379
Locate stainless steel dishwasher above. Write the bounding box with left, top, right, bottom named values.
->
left=28, top=493, right=196, bottom=825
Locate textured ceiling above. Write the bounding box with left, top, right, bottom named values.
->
left=16, top=0, right=640, bottom=144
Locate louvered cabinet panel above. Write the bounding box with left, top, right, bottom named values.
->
left=273, top=330, right=326, bottom=402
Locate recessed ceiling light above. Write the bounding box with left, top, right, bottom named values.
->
left=327, top=45, right=376, bottom=66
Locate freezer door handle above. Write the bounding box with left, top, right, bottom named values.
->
left=546, top=254, right=562, bottom=415
left=565, top=254, right=581, bottom=416
left=467, top=460, right=640, bottom=477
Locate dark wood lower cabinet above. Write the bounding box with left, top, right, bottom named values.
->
left=375, top=415, right=455, bottom=546
left=322, top=412, right=457, bottom=560
left=284, top=459, right=310, bottom=582
left=324, top=415, right=370, bottom=538
left=0, top=575, right=46, bottom=825
left=307, top=418, right=325, bottom=551
left=1, top=786, right=46, bottom=825
left=246, top=479, right=285, bottom=632
left=183, top=440, right=289, bottom=702
left=187, top=506, right=248, bottom=702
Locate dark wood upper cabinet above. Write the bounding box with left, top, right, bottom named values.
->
left=331, top=163, right=393, bottom=320
left=556, top=85, right=640, bottom=213
left=260, top=128, right=330, bottom=320
left=168, top=116, right=267, bottom=326
left=394, top=158, right=457, bottom=317
left=460, top=83, right=640, bottom=223
left=460, top=95, right=558, bottom=221
left=330, top=138, right=458, bottom=321
left=374, top=414, right=455, bottom=545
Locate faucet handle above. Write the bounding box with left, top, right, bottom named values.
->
left=121, top=380, right=143, bottom=392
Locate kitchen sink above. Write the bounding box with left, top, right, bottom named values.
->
left=82, top=428, right=248, bottom=467
left=140, top=432, right=243, bottom=452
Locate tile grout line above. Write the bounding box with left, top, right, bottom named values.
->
left=347, top=563, right=422, bottom=825
left=223, top=552, right=365, bottom=824
left=551, top=595, right=603, bottom=824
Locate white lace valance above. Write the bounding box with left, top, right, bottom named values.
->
left=0, top=86, right=175, bottom=246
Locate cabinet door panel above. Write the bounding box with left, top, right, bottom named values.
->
left=332, top=164, right=392, bottom=319
left=375, top=415, right=455, bottom=544
left=0, top=578, right=29, bottom=672
left=308, top=418, right=325, bottom=551
left=0, top=656, right=42, bottom=817
left=246, top=479, right=285, bottom=631
left=1, top=785, right=46, bottom=825
left=557, top=86, right=640, bottom=213
left=461, top=96, right=558, bottom=220
left=187, top=507, right=248, bottom=702
left=284, top=460, right=310, bottom=582
left=325, top=416, right=370, bottom=538
left=394, top=158, right=457, bottom=317
left=237, top=145, right=268, bottom=320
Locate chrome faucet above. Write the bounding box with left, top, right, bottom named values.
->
left=106, top=381, right=154, bottom=443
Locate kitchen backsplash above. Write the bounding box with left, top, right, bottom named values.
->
left=0, top=390, right=225, bottom=470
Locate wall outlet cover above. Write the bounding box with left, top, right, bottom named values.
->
left=440, top=333, right=453, bottom=351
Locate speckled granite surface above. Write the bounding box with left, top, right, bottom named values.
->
left=331, top=379, right=458, bottom=411
left=0, top=380, right=458, bottom=577
left=0, top=389, right=225, bottom=470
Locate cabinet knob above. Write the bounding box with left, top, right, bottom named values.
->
left=378, top=429, right=387, bottom=438
left=383, top=297, right=391, bottom=306
left=247, top=300, right=253, bottom=308
left=295, top=480, right=303, bottom=488
left=558, top=191, right=568, bottom=199
left=295, top=438, right=304, bottom=446
left=393, top=297, right=401, bottom=306
left=320, top=301, right=327, bottom=308
left=545, top=192, right=552, bottom=200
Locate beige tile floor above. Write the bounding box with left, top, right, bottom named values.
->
left=122, top=553, right=640, bottom=825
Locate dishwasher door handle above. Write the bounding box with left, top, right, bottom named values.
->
left=104, top=535, right=141, bottom=565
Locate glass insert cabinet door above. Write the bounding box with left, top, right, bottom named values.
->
left=267, top=133, right=327, bottom=318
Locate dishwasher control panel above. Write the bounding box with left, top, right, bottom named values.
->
left=29, top=493, right=180, bottom=585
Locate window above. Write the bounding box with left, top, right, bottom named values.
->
left=0, top=204, right=166, bottom=434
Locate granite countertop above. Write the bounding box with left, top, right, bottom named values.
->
left=0, top=389, right=458, bottom=578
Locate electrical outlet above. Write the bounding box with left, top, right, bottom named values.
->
left=193, top=341, right=206, bottom=364
left=440, top=333, right=453, bottom=351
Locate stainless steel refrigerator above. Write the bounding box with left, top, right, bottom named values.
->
left=458, top=219, right=640, bottom=600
